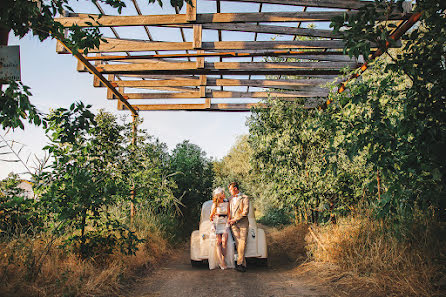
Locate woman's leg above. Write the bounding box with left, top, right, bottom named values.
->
left=216, top=234, right=226, bottom=268
left=221, top=232, right=228, bottom=267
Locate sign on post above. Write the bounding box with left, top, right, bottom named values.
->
left=0, top=45, right=21, bottom=82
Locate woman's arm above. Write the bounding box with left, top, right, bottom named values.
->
left=227, top=202, right=231, bottom=220
left=209, top=203, right=216, bottom=221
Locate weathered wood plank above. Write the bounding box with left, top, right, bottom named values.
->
left=97, top=61, right=356, bottom=73
left=205, top=0, right=375, bottom=10
left=97, top=61, right=197, bottom=72
left=197, top=23, right=340, bottom=38
left=193, top=24, right=202, bottom=49
left=111, top=78, right=334, bottom=88
left=83, top=39, right=345, bottom=53
left=56, top=11, right=406, bottom=27
left=119, top=103, right=264, bottom=111
left=186, top=0, right=197, bottom=22
left=77, top=38, right=399, bottom=53
left=84, top=51, right=353, bottom=62
left=120, top=90, right=328, bottom=99
left=112, top=78, right=201, bottom=87
left=103, top=69, right=343, bottom=75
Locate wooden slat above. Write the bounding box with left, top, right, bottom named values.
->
left=119, top=103, right=264, bottom=111
left=112, top=78, right=201, bottom=87
left=186, top=0, right=197, bottom=22
left=56, top=11, right=406, bottom=27
left=80, top=39, right=355, bottom=53
left=193, top=24, right=202, bottom=49
left=97, top=61, right=356, bottom=73
left=55, top=37, right=137, bottom=114
left=97, top=61, right=197, bottom=72
left=204, top=23, right=339, bottom=38
left=120, top=90, right=328, bottom=99
left=104, top=69, right=342, bottom=75
left=85, top=51, right=350, bottom=61
left=112, top=78, right=334, bottom=88
left=205, top=0, right=375, bottom=10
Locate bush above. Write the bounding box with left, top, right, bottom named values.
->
left=0, top=173, right=42, bottom=237
left=257, top=207, right=292, bottom=227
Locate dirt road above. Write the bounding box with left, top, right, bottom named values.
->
left=126, top=246, right=328, bottom=297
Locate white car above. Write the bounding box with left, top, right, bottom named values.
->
left=190, top=200, right=267, bottom=266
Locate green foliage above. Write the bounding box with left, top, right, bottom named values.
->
left=37, top=103, right=145, bottom=258
left=0, top=0, right=191, bottom=130
left=168, top=140, right=214, bottom=237
left=0, top=173, right=42, bottom=237
left=247, top=0, right=445, bottom=231
left=329, top=0, right=446, bottom=227
left=0, top=80, right=45, bottom=130
left=248, top=99, right=368, bottom=224
left=257, top=207, right=292, bottom=227
left=213, top=135, right=256, bottom=194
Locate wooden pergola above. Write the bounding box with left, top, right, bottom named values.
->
left=55, top=0, right=414, bottom=115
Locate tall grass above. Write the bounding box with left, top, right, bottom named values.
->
left=0, top=208, right=172, bottom=297
left=303, top=215, right=445, bottom=297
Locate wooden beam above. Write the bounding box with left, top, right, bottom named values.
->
left=55, top=37, right=137, bottom=115
left=101, top=69, right=342, bottom=75
left=56, top=11, right=406, bottom=27
left=74, top=38, right=399, bottom=53
left=83, top=38, right=348, bottom=53
left=193, top=24, right=202, bottom=49
left=111, top=78, right=334, bottom=88
left=196, top=50, right=205, bottom=68
left=120, top=90, right=328, bottom=99
left=97, top=61, right=197, bottom=72
left=85, top=51, right=349, bottom=61
left=120, top=103, right=265, bottom=111
left=170, top=23, right=341, bottom=39
left=186, top=0, right=197, bottom=22
left=96, top=61, right=356, bottom=75
left=86, top=50, right=355, bottom=62
left=204, top=0, right=375, bottom=10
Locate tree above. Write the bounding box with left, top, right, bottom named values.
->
left=168, top=140, right=214, bottom=237
left=329, top=0, right=446, bottom=227
left=38, top=103, right=143, bottom=258
left=0, top=173, right=42, bottom=237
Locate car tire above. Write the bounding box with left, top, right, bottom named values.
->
left=256, top=258, right=268, bottom=267
left=191, top=260, right=202, bottom=267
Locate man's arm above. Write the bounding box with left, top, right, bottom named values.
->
left=230, top=195, right=249, bottom=223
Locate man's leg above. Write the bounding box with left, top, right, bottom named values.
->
left=231, top=224, right=240, bottom=264
left=237, top=225, right=248, bottom=267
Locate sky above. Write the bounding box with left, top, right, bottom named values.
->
left=0, top=0, right=330, bottom=179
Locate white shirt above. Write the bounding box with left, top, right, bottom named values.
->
left=230, top=192, right=242, bottom=217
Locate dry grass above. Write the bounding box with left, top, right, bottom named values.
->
left=264, top=224, right=309, bottom=267
left=0, top=226, right=171, bottom=297
left=298, top=215, right=445, bottom=297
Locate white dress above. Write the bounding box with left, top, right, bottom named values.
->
left=208, top=200, right=235, bottom=270
left=214, top=200, right=229, bottom=234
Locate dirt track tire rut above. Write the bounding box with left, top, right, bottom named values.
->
left=126, top=246, right=327, bottom=297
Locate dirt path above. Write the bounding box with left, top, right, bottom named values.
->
left=126, top=246, right=328, bottom=297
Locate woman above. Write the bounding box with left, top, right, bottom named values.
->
left=208, top=187, right=234, bottom=270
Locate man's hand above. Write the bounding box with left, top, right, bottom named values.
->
left=228, top=219, right=236, bottom=225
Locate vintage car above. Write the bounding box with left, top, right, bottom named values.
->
left=190, top=200, right=267, bottom=266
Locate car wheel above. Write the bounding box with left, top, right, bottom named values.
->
left=256, top=258, right=268, bottom=267
left=191, top=260, right=202, bottom=267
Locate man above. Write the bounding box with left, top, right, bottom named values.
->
left=227, top=181, right=249, bottom=272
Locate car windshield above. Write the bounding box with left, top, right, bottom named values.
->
left=200, top=200, right=213, bottom=224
